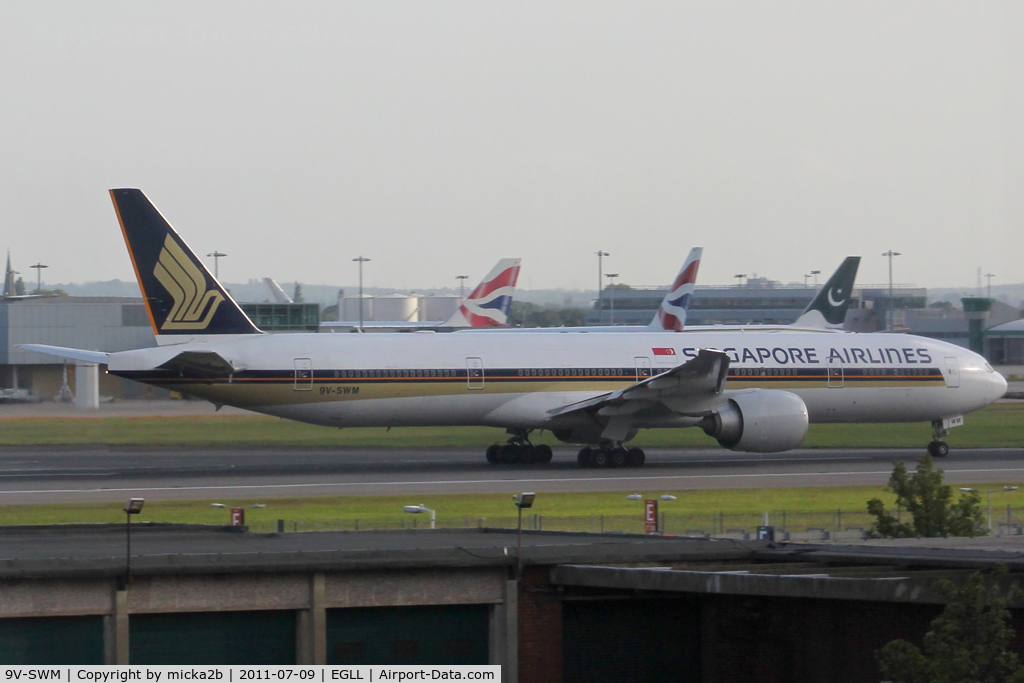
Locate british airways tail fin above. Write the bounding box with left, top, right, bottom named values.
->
left=792, top=256, right=860, bottom=329
left=443, top=258, right=521, bottom=327
left=109, top=189, right=261, bottom=340
left=647, top=247, right=702, bottom=331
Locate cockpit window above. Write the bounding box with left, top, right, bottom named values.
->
left=985, top=363, right=995, bottom=373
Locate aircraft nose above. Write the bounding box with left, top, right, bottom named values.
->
left=991, top=370, right=1009, bottom=402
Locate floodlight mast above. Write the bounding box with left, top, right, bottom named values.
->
left=353, top=256, right=370, bottom=331
left=30, top=263, right=48, bottom=294
left=514, top=493, right=535, bottom=579
left=123, top=498, right=144, bottom=587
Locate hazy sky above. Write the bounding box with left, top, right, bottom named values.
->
left=1, top=2, right=1021, bottom=292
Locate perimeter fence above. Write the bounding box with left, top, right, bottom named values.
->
left=245, top=506, right=1024, bottom=538
left=239, top=506, right=1024, bottom=539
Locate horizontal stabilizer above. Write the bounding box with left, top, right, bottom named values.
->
left=157, top=350, right=238, bottom=378
left=16, top=344, right=109, bottom=365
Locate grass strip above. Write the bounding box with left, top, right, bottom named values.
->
left=0, top=404, right=1020, bottom=448
left=3, top=482, right=1022, bottom=530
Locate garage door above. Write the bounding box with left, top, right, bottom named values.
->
left=130, top=610, right=296, bottom=664
left=0, top=616, right=104, bottom=664
left=327, top=604, right=488, bottom=665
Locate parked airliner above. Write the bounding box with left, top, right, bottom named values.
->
left=21, top=190, right=1007, bottom=468
left=320, top=258, right=521, bottom=332
left=467, top=252, right=859, bottom=336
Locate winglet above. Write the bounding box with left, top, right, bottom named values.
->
left=648, top=247, right=702, bottom=331
left=793, top=256, right=860, bottom=329
left=109, top=189, right=261, bottom=338
left=443, top=258, right=521, bottom=327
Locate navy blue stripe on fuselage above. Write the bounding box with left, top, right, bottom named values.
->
left=113, top=365, right=945, bottom=385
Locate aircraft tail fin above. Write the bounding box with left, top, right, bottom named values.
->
left=443, top=258, right=521, bottom=327
left=792, top=256, right=860, bottom=329
left=109, top=189, right=262, bottom=338
left=264, top=278, right=294, bottom=304
left=647, top=247, right=702, bottom=331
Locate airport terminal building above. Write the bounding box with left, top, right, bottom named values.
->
left=0, top=296, right=160, bottom=401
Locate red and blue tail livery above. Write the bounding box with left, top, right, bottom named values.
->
left=648, top=247, right=702, bottom=332
left=110, top=189, right=262, bottom=341
left=444, top=258, right=521, bottom=327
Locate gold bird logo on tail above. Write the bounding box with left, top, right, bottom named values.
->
left=153, top=235, right=224, bottom=330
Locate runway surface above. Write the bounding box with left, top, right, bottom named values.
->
left=0, top=445, right=1021, bottom=503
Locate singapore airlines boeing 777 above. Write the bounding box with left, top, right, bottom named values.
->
left=21, top=190, right=1007, bottom=468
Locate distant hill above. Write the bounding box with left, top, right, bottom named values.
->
left=47, top=279, right=598, bottom=309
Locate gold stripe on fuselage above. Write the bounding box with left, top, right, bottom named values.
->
left=129, top=374, right=944, bottom=409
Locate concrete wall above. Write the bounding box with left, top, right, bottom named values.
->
left=0, top=568, right=510, bottom=671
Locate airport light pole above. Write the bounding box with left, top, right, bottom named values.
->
left=456, top=275, right=469, bottom=300
left=206, top=251, right=227, bottom=280
left=123, top=498, right=144, bottom=587
left=960, top=486, right=1018, bottom=531
left=811, top=270, right=821, bottom=286
left=402, top=504, right=436, bottom=529
left=353, top=256, right=370, bottom=331
left=882, top=250, right=901, bottom=331
left=513, top=493, right=535, bottom=579
left=605, top=273, right=618, bottom=325
left=30, top=263, right=48, bottom=293
left=733, top=273, right=746, bottom=288
left=985, top=273, right=995, bottom=298
left=595, top=251, right=609, bottom=324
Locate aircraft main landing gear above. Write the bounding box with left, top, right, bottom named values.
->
left=577, top=443, right=646, bottom=468
left=927, top=420, right=950, bottom=458
left=485, top=429, right=553, bottom=465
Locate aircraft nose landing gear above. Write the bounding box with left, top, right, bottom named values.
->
left=485, top=429, right=553, bottom=465
left=927, top=420, right=950, bottom=458
left=577, top=442, right=646, bottom=468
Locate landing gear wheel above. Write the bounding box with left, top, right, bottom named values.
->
left=626, top=447, right=646, bottom=467
left=519, top=445, right=538, bottom=464
left=499, top=444, right=520, bottom=464
left=591, top=449, right=610, bottom=468
left=577, top=447, right=593, bottom=468
left=928, top=441, right=949, bottom=458
left=610, top=447, right=628, bottom=468
left=536, top=445, right=553, bottom=464
left=485, top=444, right=500, bottom=465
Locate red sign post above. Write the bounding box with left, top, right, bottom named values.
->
left=230, top=508, right=245, bottom=526
left=644, top=499, right=658, bottom=533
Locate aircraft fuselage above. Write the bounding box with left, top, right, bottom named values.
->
left=107, top=330, right=1006, bottom=435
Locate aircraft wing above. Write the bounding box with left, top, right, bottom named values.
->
left=548, top=348, right=730, bottom=428
left=16, top=344, right=109, bottom=365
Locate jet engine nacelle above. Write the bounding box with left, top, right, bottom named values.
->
left=699, top=390, right=809, bottom=453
